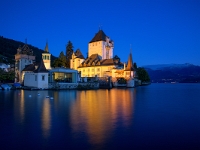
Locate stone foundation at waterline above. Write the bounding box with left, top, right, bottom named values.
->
left=48, top=82, right=99, bottom=90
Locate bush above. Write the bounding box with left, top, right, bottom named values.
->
left=117, top=78, right=127, bottom=84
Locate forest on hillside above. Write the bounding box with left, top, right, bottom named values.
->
left=0, top=36, right=57, bottom=64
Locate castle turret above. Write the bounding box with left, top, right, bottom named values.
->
left=42, top=42, right=51, bottom=70
left=124, top=52, right=135, bottom=78
left=15, top=44, right=35, bottom=83
left=88, top=30, right=114, bottom=59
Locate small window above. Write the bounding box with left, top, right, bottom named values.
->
left=35, top=75, right=37, bottom=81
left=88, top=69, right=90, bottom=72
left=97, top=68, right=100, bottom=72
left=42, top=75, right=45, bottom=81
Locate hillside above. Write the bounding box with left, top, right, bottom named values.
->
left=0, top=36, right=57, bottom=64
left=144, top=64, right=200, bottom=83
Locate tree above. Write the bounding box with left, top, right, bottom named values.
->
left=137, top=67, right=150, bottom=83
left=52, top=51, right=67, bottom=67
left=0, top=69, right=15, bottom=83
left=66, top=41, right=74, bottom=68
left=134, top=62, right=137, bottom=70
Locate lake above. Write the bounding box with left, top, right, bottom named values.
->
left=0, top=83, right=200, bottom=149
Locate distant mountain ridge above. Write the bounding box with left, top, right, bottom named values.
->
left=143, top=63, right=200, bottom=83
left=143, top=63, right=197, bottom=70
left=0, top=36, right=57, bottom=64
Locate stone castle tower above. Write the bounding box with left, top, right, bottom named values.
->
left=15, top=44, right=35, bottom=83
left=42, top=42, right=51, bottom=69
left=88, top=30, right=114, bottom=59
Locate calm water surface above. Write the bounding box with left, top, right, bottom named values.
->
left=0, top=83, right=200, bottom=149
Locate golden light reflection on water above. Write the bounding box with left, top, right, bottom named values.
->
left=41, top=98, right=51, bottom=138
left=20, top=90, right=25, bottom=123
left=14, top=90, right=25, bottom=124
left=70, top=89, right=136, bottom=145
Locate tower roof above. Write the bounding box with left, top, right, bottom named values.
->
left=89, top=30, right=107, bottom=43
left=34, top=59, right=49, bottom=73
left=78, top=53, right=123, bottom=67
left=43, top=42, right=49, bottom=53
left=74, top=49, right=85, bottom=59
left=17, top=44, right=33, bottom=55
left=125, top=53, right=135, bottom=71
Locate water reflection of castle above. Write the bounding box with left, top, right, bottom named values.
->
left=70, top=89, right=136, bottom=145
left=14, top=90, right=52, bottom=138
left=13, top=89, right=136, bottom=143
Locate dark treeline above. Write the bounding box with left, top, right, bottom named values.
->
left=0, top=36, right=57, bottom=64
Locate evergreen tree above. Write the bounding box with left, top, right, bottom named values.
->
left=66, top=41, right=74, bottom=68
left=52, top=51, right=67, bottom=67
left=0, top=69, right=15, bottom=82
left=137, top=67, right=150, bottom=83
left=134, top=62, right=137, bottom=69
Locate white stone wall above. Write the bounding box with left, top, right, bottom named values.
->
left=88, top=41, right=103, bottom=58
left=24, top=72, right=48, bottom=89
left=88, top=40, right=113, bottom=59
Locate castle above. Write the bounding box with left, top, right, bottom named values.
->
left=15, top=29, right=137, bottom=88
left=15, top=42, right=78, bottom=89
left=70, top=29, right=136, bottom=80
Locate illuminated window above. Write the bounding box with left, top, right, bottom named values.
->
left=88, top=69, right=90, bottom=72
left=92, top=69, right=94, bottom=72
left=97, top=68, right=100, bottom=72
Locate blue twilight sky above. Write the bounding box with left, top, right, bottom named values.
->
left=0, top=0, right=200, bottom=66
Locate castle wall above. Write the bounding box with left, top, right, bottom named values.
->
left=78, top=65, right=114, bottom=77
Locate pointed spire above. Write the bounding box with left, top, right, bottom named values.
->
left=89, top=29, right=107, bottom=43
left=34, top=59, right=48, bottom=73
left=125, top=52, right=135, bottom=71
left=44, top=41, right=49, bottom=53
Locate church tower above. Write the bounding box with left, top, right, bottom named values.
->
left=124, top=52, right=136, bottom=78
left=15, top=44, right=35, bottom=83
left=42, top=42, right=51, bottom=69
left=88, top=30, right=114, bottom=59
